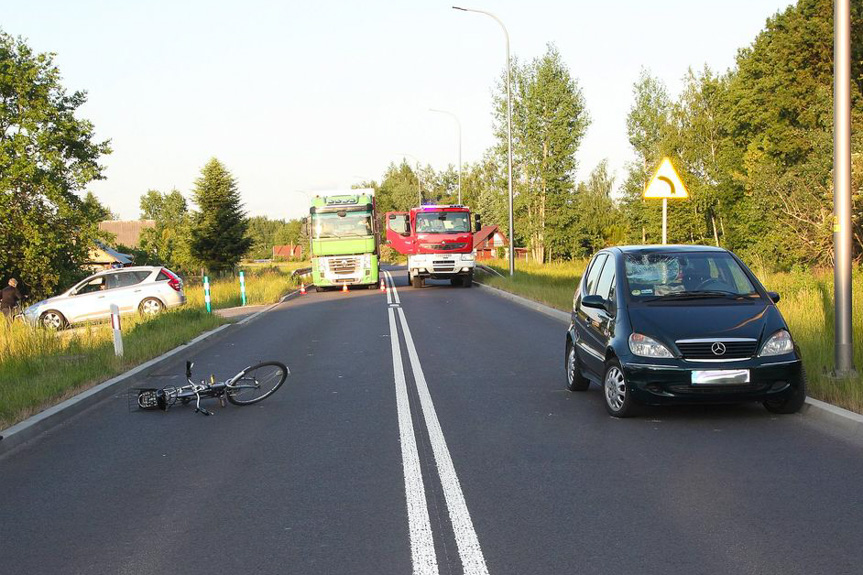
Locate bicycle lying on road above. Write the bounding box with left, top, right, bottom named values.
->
left=136, top=360, right=288, bottom=416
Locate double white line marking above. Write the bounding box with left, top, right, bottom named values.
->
left=384, top=270, right=489, bottom=575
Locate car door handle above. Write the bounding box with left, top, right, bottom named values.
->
left=134, top=289, right=142, bottom=293
left=97, top=295, right=105, bottom=299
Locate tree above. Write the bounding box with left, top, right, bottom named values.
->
left=572, top=160, right=624, bottom=256
left=138, top=189, right=196, bottom=271
left=189, top=158, right=252, bottom=272
left=492, top=44, right=590, bottom=261
left=620, top=69, right=674, bottom=245
left=0, top=31, right=111, bottom=297
left=82, top=191, right=117, bottom=222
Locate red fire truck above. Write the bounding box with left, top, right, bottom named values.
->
left=386, top=205, right=480, bottom=288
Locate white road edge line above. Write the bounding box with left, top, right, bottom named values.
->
left=388, top=301, right=439, bottom=574
left=386, top=270, right=490, bottom=575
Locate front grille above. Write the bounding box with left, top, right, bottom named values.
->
left=667, top=383, right=771, bottom=395
left=432, top=260, right=456, bottom=272
left=676, top=340, right=758, bottom=360
left=421, top=242, right=467, bottom=251
left=327, top=257, right=360, bottom=275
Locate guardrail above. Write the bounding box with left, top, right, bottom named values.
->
left=475, top=264, right=505, bottom=278
left=291, top=267, right=312, bottom=278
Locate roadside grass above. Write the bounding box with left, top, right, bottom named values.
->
left=477, top=258, right=863, bottom=414
left=479, top=259, right=587, bottom=310
left=0, top=308, right=225, bottom=430
left=184, top=264, right=306, bottom=310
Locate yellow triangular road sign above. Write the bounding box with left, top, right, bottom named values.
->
left=643, top=157, right=689, bottom=199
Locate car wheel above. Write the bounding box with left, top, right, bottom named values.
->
left=603, top=358, right=637, bottom=417
left=40, top=310, right=67, bottom=330
left=565, top=339, right=590, bottom=391
left=139, top=297, right=164, bottom=316
left=764, top=370, right=807, bottom=414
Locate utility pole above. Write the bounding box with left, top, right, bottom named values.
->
left=833, top=0, right=856, bottom=377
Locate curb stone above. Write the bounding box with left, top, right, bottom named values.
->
left=0, top=287, right=305, bottom=457
left=474, top=279, right=863, bottom=433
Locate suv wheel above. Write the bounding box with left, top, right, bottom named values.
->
left=40, top=310, right=67, bottom=330
left=139, top=297, right=164, bottom=316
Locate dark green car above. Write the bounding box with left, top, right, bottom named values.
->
left=565, top=245, right=806, bottom=418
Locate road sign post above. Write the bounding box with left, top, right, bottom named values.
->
left=203, top=276, right=211, bottom=313
left=643, top=157, right=689, bottom=244
left=110, top=304, right=123, bottom=357
left=239, top=271, right=246, bottom=306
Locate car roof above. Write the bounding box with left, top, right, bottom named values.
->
left=89, top=266, right=162, bottom=276
left=606, top=244, right=729, bottom=256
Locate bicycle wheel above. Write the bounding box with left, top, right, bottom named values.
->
left=226, top=362, right=288, bottom=405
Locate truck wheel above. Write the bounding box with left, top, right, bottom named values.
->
left=411, top=276, right=424, bottom=288
left=462, top=273, right=473, bottom=288
left=450, top=277, right=463, bottom=287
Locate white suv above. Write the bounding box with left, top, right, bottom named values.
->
left=23, top=266, right=186, bottom=329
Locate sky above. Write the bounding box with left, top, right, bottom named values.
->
left=3, top=0, right=795, bottom=221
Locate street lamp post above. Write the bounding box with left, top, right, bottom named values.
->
left=452, top=6, right=514, bottom=276
left=833, top=0, right=856, bottom=377
left=429, top=108, right=462, bottom=205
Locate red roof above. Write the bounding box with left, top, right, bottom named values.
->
left=473, top=225, right=502, bottom=249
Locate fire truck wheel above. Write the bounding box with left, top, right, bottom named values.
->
left=411, top=275, right=424, bottom=288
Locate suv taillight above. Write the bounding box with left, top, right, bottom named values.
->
left=162, top=268, right=182, bottom=291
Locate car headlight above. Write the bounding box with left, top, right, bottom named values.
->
left=461, top=253, right=475, bottom=261
left=759, top=329, right=794, bottom=357
left=629, top=333, right=673, bottom=358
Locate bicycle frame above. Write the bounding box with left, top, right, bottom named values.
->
left=137, top=360, right=272, bottom=416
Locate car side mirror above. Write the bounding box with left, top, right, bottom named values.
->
left=474, top=214, right=481, bottom=232
left=767, top=291, right=780, bottom=303
left=581, top=294, right=607, bottom=311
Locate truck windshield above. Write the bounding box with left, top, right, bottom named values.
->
left=313, top=211, right=373, bottom=239
left=415, top=212, right=470, bottom=234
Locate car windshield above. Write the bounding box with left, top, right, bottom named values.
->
left=624, top=252, right=759, bottom=301
left=415, top=211, right=470, bottom=234
left=313, top=210, right=373, bottom=239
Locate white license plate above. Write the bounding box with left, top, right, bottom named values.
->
left=691, top=369, right=750, bottom=385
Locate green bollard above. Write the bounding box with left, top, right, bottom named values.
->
left=203, top=275, right=211, bottom=313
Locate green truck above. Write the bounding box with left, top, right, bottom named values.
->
left=309, top=190, right=379, bottom=290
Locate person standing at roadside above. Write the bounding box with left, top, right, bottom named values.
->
left=1, top=278, right=23, bottom=319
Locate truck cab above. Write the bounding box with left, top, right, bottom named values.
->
left=386, top=205, right=480, bottom=288
left=310, top=191, right=379, bottom=289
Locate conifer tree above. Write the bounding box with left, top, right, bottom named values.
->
left=190, top=158, right=252, bottom=272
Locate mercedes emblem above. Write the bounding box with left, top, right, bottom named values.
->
left=711, top=342, right=727, bottom=356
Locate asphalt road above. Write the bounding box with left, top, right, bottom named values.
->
left=2, top=266, right=862, bottom=575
